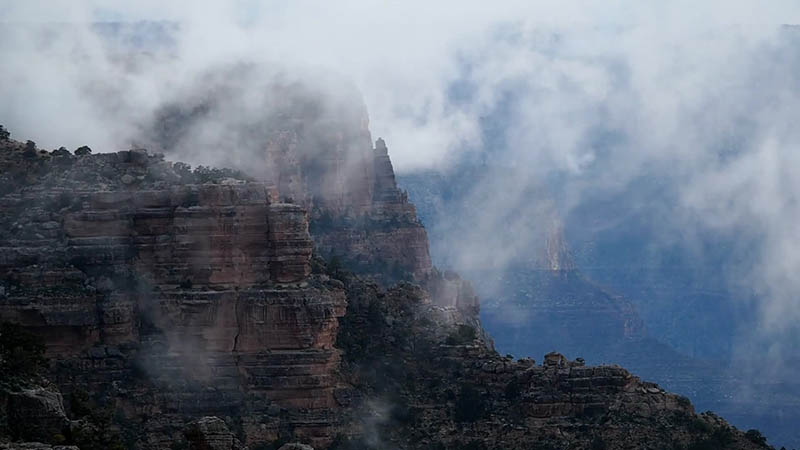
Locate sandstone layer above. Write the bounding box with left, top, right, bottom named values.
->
left=0, top=127, right=771, bottom=450
left=0, top=144, right=346, bottom=447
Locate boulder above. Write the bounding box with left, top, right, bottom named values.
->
left=278, top=444, right=314, bottom=450
left=184, top=417, right=244, bottom=450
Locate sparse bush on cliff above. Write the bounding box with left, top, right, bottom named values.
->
left=23, top=140, right=37, bottom=159
left=744, top=429, right=768, bottom=447
left=327, top=254, right=344, bottom=279
left=69, top=388, right=94, bottom=418
left=51, top=146, right=71, bottom=157
left=0, top=125, right=9, bottom=140
left=192, top=165, right=249, bottom=184
left=172, top=161, right=192, bottom=182
left=74, top=145, right=92, bottom=156
left=66, top=386, right=127, bottom=450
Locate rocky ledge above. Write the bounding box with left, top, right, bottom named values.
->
left=0, top=128, right=773, bottom=449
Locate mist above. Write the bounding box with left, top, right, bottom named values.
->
left=2, top=0, right=800, bottom=386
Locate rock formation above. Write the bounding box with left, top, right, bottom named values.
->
left=0, top=118, right=772, bottom=450
left=333, top=277, right=768, bottom=450
left=184, top=417, right=245, bottom=450
left=0, top=143, right=346, bottom=447
left=137, top=69, right=433, bottom=283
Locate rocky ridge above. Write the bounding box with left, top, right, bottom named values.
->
left=0, top=122, right=771, bottom=450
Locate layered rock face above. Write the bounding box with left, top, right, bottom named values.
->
left=0, top=120, right=769, bottom=450
left=310, top=138, right=432, bottom=282
left=333, top=278, right=768, bottom=450
left=0, top=146, right=346, bottom=447
left=138, top=70, right=433, bottom=282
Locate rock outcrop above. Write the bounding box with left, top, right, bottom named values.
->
left=136, top=71, right=434, bottom=282
left=0, top=143, right=346, bottom=447
left=333, top=277, right=768, bottom=450
left=184, top=417, right=245, bottom=450
left=0, top=121, right=771, bottom=450
left=0, top=388, right=69, bottom=443
left=309, top=137, right=432, bottom=282
left=0, top=444, right=78, bottom=450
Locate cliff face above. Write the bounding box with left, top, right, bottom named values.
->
left=0, top=122, right=769, bottom=450
left=310, top=138, right=432, bottom=283
left=333, top=277, right=766, bottom=450
left=0, top=146, right=347, bottom=447
left=138, top=70, right=433, bottom=282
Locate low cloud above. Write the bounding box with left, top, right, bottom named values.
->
left=2, top=0, right=800, bottom=360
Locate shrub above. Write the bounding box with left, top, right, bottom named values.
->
left=327, top=255, right=343, bottom=279
left=70, top=388, right=93, bottom=418
left=744, top=429, right=768, bottom=447
left=0, top=125, right=9, bottom=140
left=688, top=416, right=712, bottom=434
left=52, top=146, right=71, bottom=157
left=23, top=140, right=37, bottom=159
left=75, top=145, right=92, bottom=156
left=0, top=322, right=47, bottom=377
left=172, top=162, right=193, bottom=182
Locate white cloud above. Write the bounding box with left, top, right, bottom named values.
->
left=2, top=0, right=800, bottom=354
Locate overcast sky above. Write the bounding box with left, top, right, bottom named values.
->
left=2, top=1, right=800, bottom=358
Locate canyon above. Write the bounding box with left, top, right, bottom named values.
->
left=0, top=87, right=774, bottom=450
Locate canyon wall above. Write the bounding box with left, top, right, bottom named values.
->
left=0, top=148, right=347, bottom=447
left=0, top=112, right=770, bottom=449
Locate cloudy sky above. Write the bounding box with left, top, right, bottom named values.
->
left=2, top=1, right=800, bottom=357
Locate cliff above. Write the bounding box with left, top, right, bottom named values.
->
left=0, top=122, right=770, bottom=450
left=0, top=142, right=348, bottom=447
left=137, top=70, right=433, bottom=283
